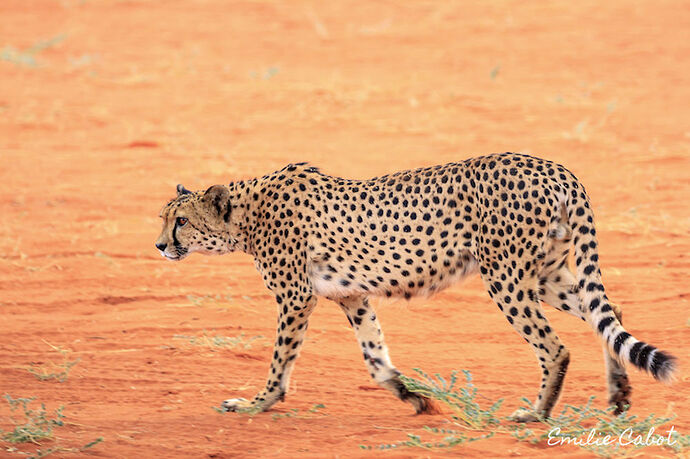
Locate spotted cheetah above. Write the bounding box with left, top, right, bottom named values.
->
left=155, top=152, right=677, bottom=421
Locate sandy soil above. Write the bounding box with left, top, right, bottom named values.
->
left=1, top=1, right=689, bottom=457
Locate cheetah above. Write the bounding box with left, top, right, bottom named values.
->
left=155, top=152, right=677, bottom=421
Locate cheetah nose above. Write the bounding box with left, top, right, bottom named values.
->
left=155, top=242, right=167, bottom=252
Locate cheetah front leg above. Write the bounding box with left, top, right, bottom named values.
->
left=337, top=295, right=437, bottom=414
left=222, top=284, right=317, bottom=413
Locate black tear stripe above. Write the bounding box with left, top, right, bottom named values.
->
left=172, top=221, right=189, bottom=255
left=172, top=224, right=181, bottom=249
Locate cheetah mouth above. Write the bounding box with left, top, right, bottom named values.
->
left=160, top=252, right=185, bottom=261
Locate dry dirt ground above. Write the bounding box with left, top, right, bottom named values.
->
left=1, top=1, right=689, bottom=457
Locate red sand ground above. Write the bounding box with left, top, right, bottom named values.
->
left=1, top=1, right=689, bottom=457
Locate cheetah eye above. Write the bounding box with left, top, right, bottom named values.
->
left=176, top=217, right=188, bottom=227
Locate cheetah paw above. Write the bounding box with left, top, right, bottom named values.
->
left=509, top=408, right=540, bottom=423
left=221, top=398, right=253, bottom=413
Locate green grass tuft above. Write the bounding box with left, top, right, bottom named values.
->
left=25, top=341, right=80, bottom=383
left=0, top=35, right=66, bottom=67
left=0, top=395, right=103, bottom=458
left=360, top=369, right=690, bottom=457
left=271, top=404, right=327, bottom=420
left=0, top=395, right=64, bottom=444
left=173, top=331, right=264, bottom=350
left=400, top=368, right=503, bottom=430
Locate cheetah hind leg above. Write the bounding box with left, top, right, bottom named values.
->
left=604, top=302, right=632, bottom=414
left=539, top=256, right=631, bottom=415
left=480, top=265, right=570, bottom=423
left=379, top=374, right=441, bottom=414
left=337, top=296, right=440, bottom=415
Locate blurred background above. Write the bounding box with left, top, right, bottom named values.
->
left=1, top=1, right=689, bottom=457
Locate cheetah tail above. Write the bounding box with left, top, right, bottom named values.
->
left=566, top=193, right=678, bottom=384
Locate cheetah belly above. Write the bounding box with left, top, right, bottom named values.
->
left=308, top=250, right=480, bottom=299
left=418, top=253, right=479, bottom=298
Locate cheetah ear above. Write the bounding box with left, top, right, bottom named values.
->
left=176, top=184, right=192, bottom=196
left=202, top=185, right=231, bottom=222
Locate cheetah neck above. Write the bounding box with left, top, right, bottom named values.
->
left=226, top=179, right=260, bottom=255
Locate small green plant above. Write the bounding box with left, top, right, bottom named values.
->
left=490, top=65, right=500, bottom=79
left=186, top=294, right=217, bottom=306
left=230, top=404, right=264, bottom=416
left=1, top=395, right=63, bottom=444
left=361, top=370, right=499, bottom=450
left=249, top=66, right=279, bottom=80
left=0, top=395, right=103, bottom=458
left=1, top=35, right=66, bottom=67
left=186, top=294, right=242, bottom=307
left=400, top=369, right=503, bottom=429
left=508, top=396, right=690, bottom=457
left=182, top=293, right=259, bottom=312
left=212, top=403, right=326, bottom=418
left=359, top=369, right=690, bottom=457
left=11, top=437, right=104, bottom=459
left=25, top=341, right=80, bottom=382
left=360, top=428, right=494, bottom=450
left=173, top=331, right=263, bottom=350
left=271, top=404, right=327, bottom=420
left=4, top=438, right=104, bottom=459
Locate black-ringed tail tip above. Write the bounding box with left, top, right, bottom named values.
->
left=628, top=342, right=678, bottom=383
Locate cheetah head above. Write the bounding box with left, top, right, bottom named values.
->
left=155, top=184, right=237, bottom=261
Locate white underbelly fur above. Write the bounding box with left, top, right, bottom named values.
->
left=308, top=255, right=479, bottom=300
